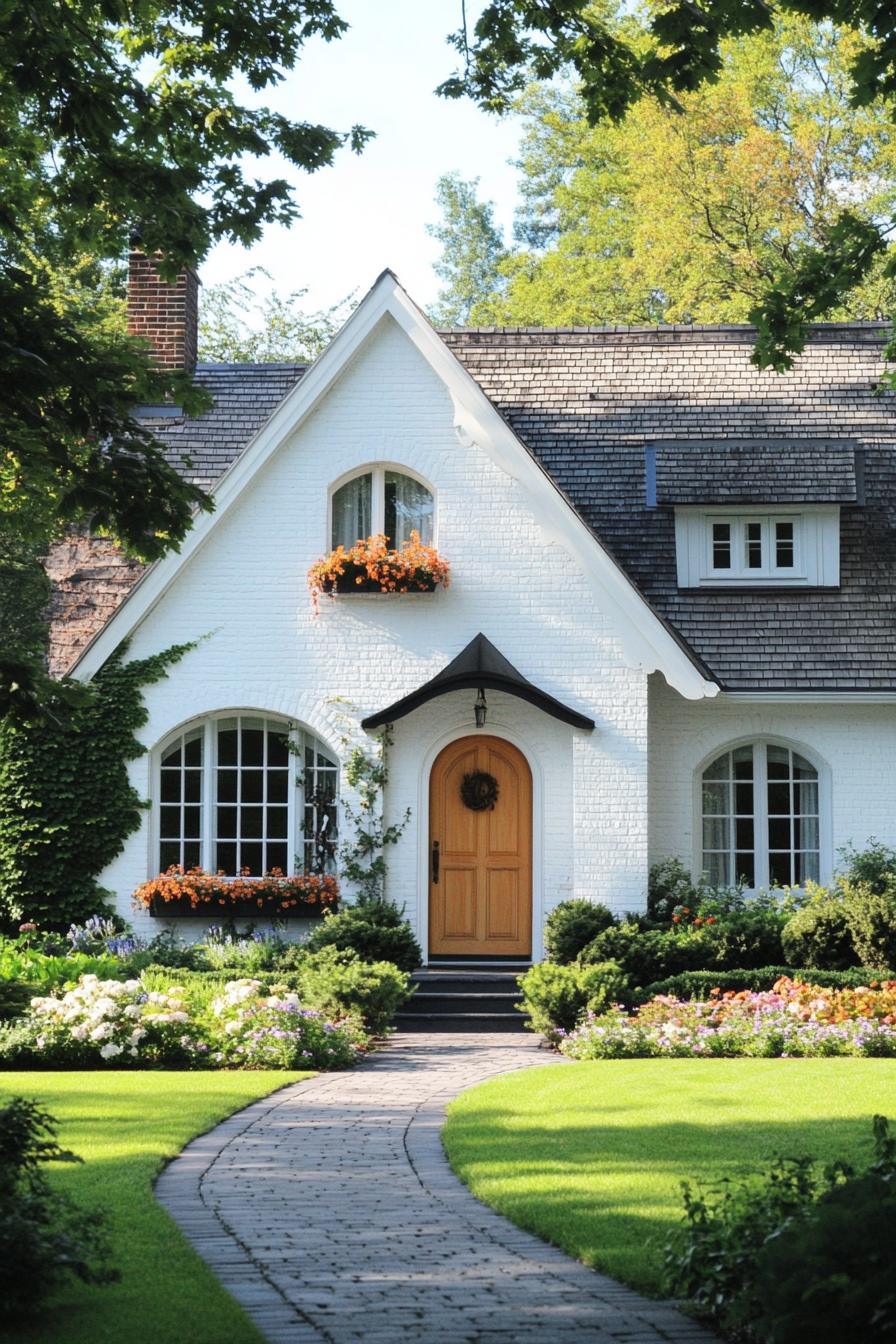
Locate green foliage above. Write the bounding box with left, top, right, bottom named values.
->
left=337, top=724, right=410, bottom=901
left=840, top=837, right=896, bottom=894
left=665, top=1114, right=896, bottom=1342
left=440, top=3, right=896, bottom=369
left=580, top=922, right=716, bottom=984
left=427, top=173, right=509, bottom=324
left=0, top=1096, right=117, bottom=1315
left=543, top=898, right=616, bottom=964
left=290, top=946, right=413, bottom=1035
left=198, top=268, right=354, bottom=363
left=0, top=943, right=125, bottom=993
left=0, top=642, right=193, bottom=929
left=517, top=960, right=632, bottom=1040
left=304, top=897, right=422, bottom=972
left=647, top=858, right=707, bottom=922
left=841, top=878, right=896, bottom=971
left=781, top=889, right=859, bottom=969
left=641, top=966, right=890, bottom=1001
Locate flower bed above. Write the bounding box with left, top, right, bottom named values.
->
left=560, top=976, right=896, bottom=1059
left=307, top=531, right=449, bottom=609
left=133, top=867, right=338, bottom=918
left=7, top=974, right=362, bottom=1069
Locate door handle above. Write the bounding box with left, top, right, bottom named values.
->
left=432, top=840, right=440, bottom=884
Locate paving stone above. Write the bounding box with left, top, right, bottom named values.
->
left=156, top=1033, right=721, bottom=1343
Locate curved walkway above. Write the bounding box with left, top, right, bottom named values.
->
left=156, top=1035, right=719, bottom=1343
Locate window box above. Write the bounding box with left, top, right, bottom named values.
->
left=134, top=868, right=338, bottom=919
left=308, top=533, right=450, bottom=610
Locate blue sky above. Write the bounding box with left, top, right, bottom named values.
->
left=203, top=0, right=522, bottom=312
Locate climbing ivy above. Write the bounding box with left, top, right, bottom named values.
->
left=329, top=712, right=410, bottom=901
left=0, top=641, right=194, bottom=931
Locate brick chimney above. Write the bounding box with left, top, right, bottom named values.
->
left=127, top=248, right=199, bottom=372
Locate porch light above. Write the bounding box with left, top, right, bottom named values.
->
left=474, top=687, right=487, bottom=729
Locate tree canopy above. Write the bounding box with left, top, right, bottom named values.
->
left=436, top=14, right=896, bottom=330
left=426, top=173, right=509, bottom=324
left=438, top=0, right=896, bottom=369
left=198, top=270, right=354, bottom=364
left=0, top=0, right=367, bottom=710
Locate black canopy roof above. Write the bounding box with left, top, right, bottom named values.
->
left=361, top=633, right=595, bottom=731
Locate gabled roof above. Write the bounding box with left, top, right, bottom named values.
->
left=361, top=633, right=596, bottom=730
left=65, top=270, right=719, bottom=701
left=46, top=288, right=896, bottom=693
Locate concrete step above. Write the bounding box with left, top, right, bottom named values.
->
left=393, top=1010, right=528, bottom=1034
left=412, top=971, right=526, bottom=996
left=411, top=990, right=521, bottom=1015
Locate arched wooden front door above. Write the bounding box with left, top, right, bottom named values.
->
left=428, top=735, right=532, bottom=958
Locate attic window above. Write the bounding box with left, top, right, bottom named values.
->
left=331, top=468, right=433, bottom=548
left=674, top=506, right=840, bottom=588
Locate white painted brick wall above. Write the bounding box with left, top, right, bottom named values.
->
left=103, top=316, right=650, bottom=949
left=649, top=674, right=896, bottom=881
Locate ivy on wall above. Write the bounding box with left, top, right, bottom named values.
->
left=0, top=641, right=194, bottom=930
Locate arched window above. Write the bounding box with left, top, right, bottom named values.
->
left=331, top=467, right=433, bottom=549
left=701, top=742, right=821, bottom=889
left=158, top=715, right=337, bottom=877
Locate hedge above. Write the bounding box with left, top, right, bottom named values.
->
left=640, top=966, right=894, bottom=1001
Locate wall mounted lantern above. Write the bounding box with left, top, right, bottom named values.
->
left=474, top=687, right=487, bottom=729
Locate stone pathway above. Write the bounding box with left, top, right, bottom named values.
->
left=156, top=1034, right=719, bottom=1343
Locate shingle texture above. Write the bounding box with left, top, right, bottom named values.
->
left=440, top=322, right=896, bottom=690
left=652, top=438, right=858, bottom=504
left=47, top=325, right=896, bottom=690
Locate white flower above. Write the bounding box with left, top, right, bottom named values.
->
left=89, top=1022, right=112, bottom=1041
left=128, top=1047, right=138, bottom=1057
left=129, top=1028, right=146, bottom=1046
left=123, top=1004, right=142, bottom=1019
left=71, top=1025, right=88, bottom=1041
left=99, top=1041, right=122, bottom=1060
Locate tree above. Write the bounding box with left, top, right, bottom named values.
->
left=466, top=17, right=896, bottom=327
left=198, top=270, right=355, bottom=363
left=438, top=0, right=896, bottom=370
left=0, top=1, right=369, bottom=710
left=426, top=173, right=509, bottom=324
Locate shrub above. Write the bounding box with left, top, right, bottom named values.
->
left=665, top=1115, right=896, bottom=1344
left=700, top=903, right=787, bottom=968
left=544, top=899, right=616, bottom=964
left=304, top=897, right=422, bottom=971
left=841, top=878, right=896, bottom=971
left=292, top=947, right=412, bottom=1035
left=641, top=966, right=891, bottom=1001
left=0, top=1097, right=117, bottom=1315
left=517, top=960, right=631, bottom=1042
left=0, top=942, right=130, bottom=992
left=839, top=838, right=896, bottom=893
left=781, top=888, right=858, bottom=969
left=647, top=857, right=707, bottom=922
left=206, top=978, right=360, bottom=1068
left=579, top=922, right=715, bottom=984
left=194, top=925, right=286, bottom=973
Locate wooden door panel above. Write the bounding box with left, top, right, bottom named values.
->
left=429, top=735, right=532, bottom=957
left=441, top=867, right=476, bottom=940
left=485, top=868, right=519, bottom=941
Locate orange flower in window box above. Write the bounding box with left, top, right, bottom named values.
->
left=133, top=867, right=338, bottom=918
left=308, top=532, right=450, bottom=610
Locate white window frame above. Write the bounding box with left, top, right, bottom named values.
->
left=152, top=712, right=338, bottom=878
left=327, top=463, right=436, bottom=550
left=692, top=736, right=832, bottom=892
left=675, top=505, right=840, bottom=588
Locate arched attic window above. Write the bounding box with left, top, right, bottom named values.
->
left=331, top=467, right=433, bottom=549
left=700, top=741, right=822, bottom=890
left=157, top=715, right=337, bottom=877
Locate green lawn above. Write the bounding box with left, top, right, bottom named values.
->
left=443, top=1058, right=896, bottom=1296
left=0, top=1071, right=310, bottom=1344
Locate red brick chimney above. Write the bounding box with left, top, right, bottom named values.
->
left=127, top=249, right=199, bottom=372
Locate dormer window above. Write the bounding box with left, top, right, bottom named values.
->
left=675, top=506, right=839, bottom=588
left=331, top=468, right=433, bottom=549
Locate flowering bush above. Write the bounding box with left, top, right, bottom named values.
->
left=133, top=866, right=338, bottom=916
left=560, top=977, right=896, bottom=1059
left=307, top=531, right=450, bottom=610
left=27, top=975, right=201, bottom=1066
left=196, top=925, right=286, bottom=972
left=207, top=978, right=360, bottom=1068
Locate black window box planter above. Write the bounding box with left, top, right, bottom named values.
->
left=323, top=562, right=438, bottom=595
left=147, top=895, right=334, bottom=919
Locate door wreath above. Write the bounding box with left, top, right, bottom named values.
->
left=460, top=771, right=499, bottom=811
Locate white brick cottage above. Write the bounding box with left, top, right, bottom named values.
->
left=50, top=263, right=896, bottom=963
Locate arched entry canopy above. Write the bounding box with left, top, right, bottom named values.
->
left=361, top=633, right=595, bottom=731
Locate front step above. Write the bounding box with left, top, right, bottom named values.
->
left=394, top=968, right=530, bottom=1034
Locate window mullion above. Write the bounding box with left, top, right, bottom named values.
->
left=372, top=469, right=385, bottom=537
left=202, top=720, right=214, bottom=873
left=755, top=744, right=769, bottom=890
left=290, top=727, right=301, bottom=876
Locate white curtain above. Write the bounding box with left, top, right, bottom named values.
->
left=331, top=473, right=372, bottom=548
left=385, top=471, right=433, bottom=545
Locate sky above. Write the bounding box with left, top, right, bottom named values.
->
left=202, top=0, right=524, bottom=314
